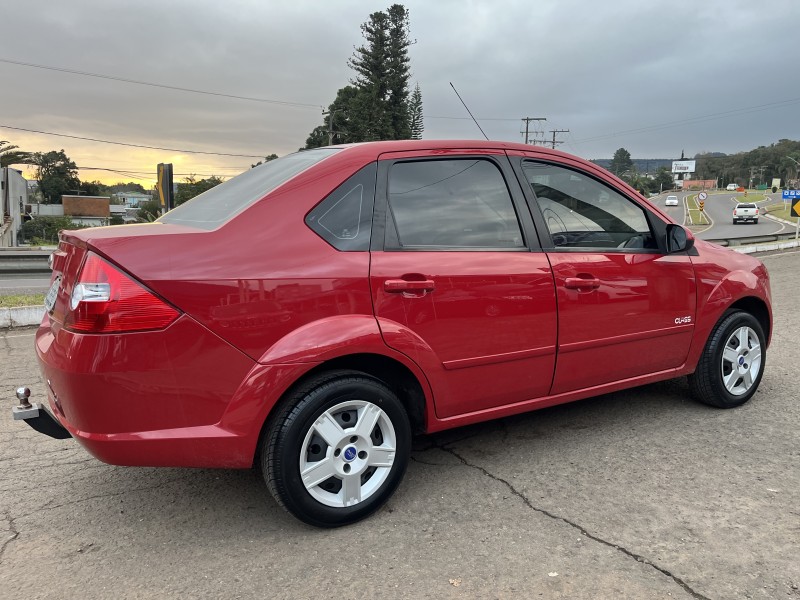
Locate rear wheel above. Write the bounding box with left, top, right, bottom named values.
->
left=688, top=310, right=766, bottom=408
left=262, top=370, right=411, bottom=527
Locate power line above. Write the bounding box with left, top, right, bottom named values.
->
left=0, top=57, right=323, bottom=109
left=78, top=166, right=244, bottom=174
left=77, top=166, right=241, bottom=179
left=427, top=115, right=522, bottom=121
left=0, top=124, right=264, bottom=158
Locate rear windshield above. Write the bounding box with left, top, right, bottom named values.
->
left=737, top=203, right=756, bottom=209
left=159, top=148, right=340, bottom=230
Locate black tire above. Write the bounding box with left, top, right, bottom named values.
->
left=688, top=310, right=766, bottom=408
left=262, top=370, right=411, bottom=527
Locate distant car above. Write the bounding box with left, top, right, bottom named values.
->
left=726, top=184, right=738, bottom=191
left=18, top=140, right=773, bottom=528
left=733, top=203, right=759, bottom=224
left=665, top=195, right=679, bottom=206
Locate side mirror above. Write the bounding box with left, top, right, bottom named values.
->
left=666, top=224, right=695, bottom=253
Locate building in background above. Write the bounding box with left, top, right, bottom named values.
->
left=114, top=191, right=152, bottom=207
left=1, top=167, right=28, bottom=247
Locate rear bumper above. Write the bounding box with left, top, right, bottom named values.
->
left=34, top=314, right=316, bottom=468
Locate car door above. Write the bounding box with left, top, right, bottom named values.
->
left=511, top=155, right=697, bottom=395
left=369, top=151, right=558, bottom=419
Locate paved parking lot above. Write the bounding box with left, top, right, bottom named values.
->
left=2, top=250, right=799, bottom=599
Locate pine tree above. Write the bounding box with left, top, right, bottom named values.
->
left=348, top=10, right=392, bottom=140
left=305, top=4, right=418, bottom=147
left=385, top=4, right=412, bottom=139
left=409, top=83, right=423, bottom=140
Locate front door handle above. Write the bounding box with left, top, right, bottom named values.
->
left=384, top=279, right=436, bottom=293
left=564, top=276, right=601, bottom=290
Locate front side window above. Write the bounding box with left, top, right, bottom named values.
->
left=522, top=161, right=656, bottom=250
left=386, top=159, right=524, bottom=249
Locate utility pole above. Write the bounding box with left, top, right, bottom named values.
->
left=520, top=117, right=546, bottom=145
left=757, top=165, right=767, bottom=187
left=549, top=129, right=569, bottom=149
left=322, top=109, right=342, bottom=146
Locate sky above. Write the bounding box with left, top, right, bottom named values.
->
left=1, top=0, right=798, bottom=186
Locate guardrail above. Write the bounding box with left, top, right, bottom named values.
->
left=704, top=231, right=799, bottom=247
left=0, top=250, right=52, bottom=274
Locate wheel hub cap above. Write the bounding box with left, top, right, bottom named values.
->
left=299, top=400, right=398, bottom=508
left=721, top=325, right=762, bottom=396
left=343, top=446, right=357, bottom=462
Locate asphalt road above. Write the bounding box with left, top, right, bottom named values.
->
left=649, top=190, right=791, bottom=240
left=0, top=274, right=50, bottom=295
left=1, top=250, right=799, bottom=599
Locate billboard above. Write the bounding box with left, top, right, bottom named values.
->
left=672, top=160, right=696, bottom=173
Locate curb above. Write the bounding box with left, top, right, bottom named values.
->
left=730, top=239, right=800, bottom=254
left=0, top=305, right=45, bottom=328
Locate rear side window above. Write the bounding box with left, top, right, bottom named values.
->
left=386, top=158, right=525, bottom=249
left=159, top=148, right=340, bottom=230
left=305, top=162, right=377, bottom=251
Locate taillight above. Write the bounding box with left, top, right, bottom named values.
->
left=733, top=210, right=737, bottom=215
left=756, top=208, right=759, bottom=214
left=64, top=252, right=180, bottom=333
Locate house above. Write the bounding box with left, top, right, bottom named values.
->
left=113, top=191, right=152, bottom=207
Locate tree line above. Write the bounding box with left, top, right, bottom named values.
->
left=603, top=141, right=800, bottom=194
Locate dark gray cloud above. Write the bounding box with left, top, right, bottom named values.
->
left=1, top=0, right=797, bottom=184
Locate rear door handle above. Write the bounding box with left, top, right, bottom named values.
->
left=564, top=276, right=601, bottom=290
left=384, top=279, right=436, bottom=293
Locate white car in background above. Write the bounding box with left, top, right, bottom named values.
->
left=726, top=183, right=738, bottom=191
left=665, top=195, right=679, bottom=206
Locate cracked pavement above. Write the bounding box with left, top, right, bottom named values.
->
left=2, top=251, right=800, bottom=599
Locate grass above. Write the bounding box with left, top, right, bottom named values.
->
left=766, top=203, right=800, bottom=221
left=685, top=194, right=710, bottom=227
left=0, top=293, right=45, bottom=308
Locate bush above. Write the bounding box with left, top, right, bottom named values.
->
left=19, top=216, right=87, bottom=244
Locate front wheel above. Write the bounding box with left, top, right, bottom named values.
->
left=262, top=370, right=411, bottom=527
left=688, top=310, right=766, bottom=408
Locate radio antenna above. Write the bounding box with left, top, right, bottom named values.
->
left=449, top=82, right=489, bottom=140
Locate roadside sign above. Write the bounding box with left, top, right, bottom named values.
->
left=699, top=200, right=705, bottom=211
left=698, top=192, right=708, bottom=201
left=792, top=198, right=800, bottom=219
left=782, top=189, right=799, bottom=201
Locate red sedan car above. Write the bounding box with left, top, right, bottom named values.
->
left=17, top=140, right=771, bottom=527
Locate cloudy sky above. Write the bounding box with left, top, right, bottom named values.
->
left=1, top=0, right=797, bottom=185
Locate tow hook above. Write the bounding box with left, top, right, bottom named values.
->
left=12, top=387, right=71, bottom=439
